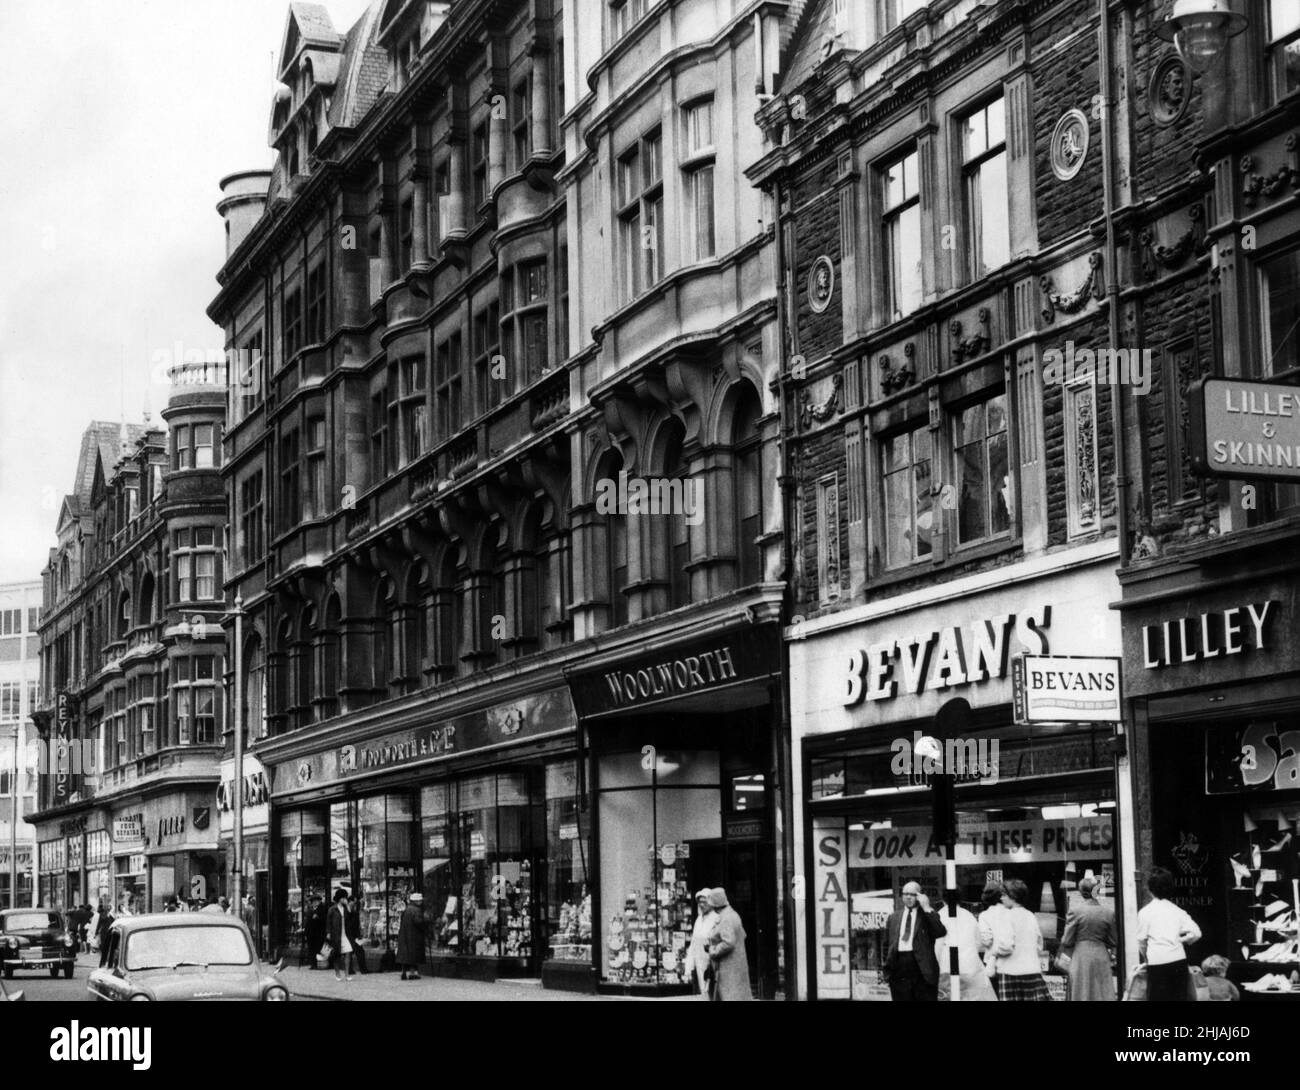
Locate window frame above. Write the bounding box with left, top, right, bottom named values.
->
left=512, top=77, right=532, bottom=169
left=681, top=99, right=716, bottom=263
left=279, top=427, right=301, bottom=530
left=473, top=301, right=503, bottom=415
left=881, top=148, right=923, bottom=321
left=435, top=333, right=464, bottom=440
left=617, top=128, right=665, bottom=302
left=239, top=471, right=265, bottom=567
left=949, top=390, right=1012, bottom=550
left=1268, top=0, right=1300, bottom=102
left=306, top=415, right=327, bottom=518
left=960, top=97, right=1010, bottom=281
left=879, top=422, right=934, bottom=571
left=283, top=286, right=304, bottom=361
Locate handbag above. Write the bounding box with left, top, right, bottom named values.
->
left=318, top=941, right=334, bottom=964
left=1054, top=951, right=1073, bottom=973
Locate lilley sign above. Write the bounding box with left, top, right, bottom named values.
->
left=1142, top=602, right=1276, bottom=669
left=844, top=608, right=1051, bottom=705
left=1189, top=377, right=1300, bottom=481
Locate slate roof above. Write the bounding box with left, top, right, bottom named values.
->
left=289, top=3, right=342, bottom=48
left=783, top=0, right=838, bottom=95
left=328, top=2, right=389, bottom=129
left=71, top=422, right=148, bottom=507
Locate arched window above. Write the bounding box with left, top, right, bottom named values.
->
left=407, top=564, right=432, bottom=682
left=321, top=596, right=341, bottom=720
left=374, top=579, right=399, bottom=695
left=733, top=389, right=764, bottom=587
left=599, top=452, right=629, bottom=628
left=137, top=572, right=154, bottom=626
left=298, top=606, right=317, bottom=727
left=434, top=551, right=458, bottom=680
left=243, top=635, right=266, bottom=744
left=662, top=423, right=692, bottom=610
left=273, top=618, right=294, bottom=734
left=478, top=531, right=507, bottom=669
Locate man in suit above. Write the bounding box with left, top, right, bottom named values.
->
left=883, top=881, right=947, bottom=1001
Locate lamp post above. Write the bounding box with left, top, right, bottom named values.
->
left=232, top=595, right=244, bottom=922
left=8, top=723, right=18, bottom=909
left=923, top=697, right=971, bottom=1001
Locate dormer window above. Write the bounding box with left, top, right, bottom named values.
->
left=399, top=35, right=418, bottom=86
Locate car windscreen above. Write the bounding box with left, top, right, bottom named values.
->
left=123, top=926, right=253, bottom=970
left=2, top=913, right=60, bottom=931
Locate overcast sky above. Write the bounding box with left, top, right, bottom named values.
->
left=0, top=0, right=372, bottom=584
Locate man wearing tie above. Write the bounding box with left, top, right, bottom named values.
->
left=883, top=881, right=947, bottom=1002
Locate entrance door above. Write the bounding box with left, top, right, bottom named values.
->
left=686, top=840, right=777, bottom=999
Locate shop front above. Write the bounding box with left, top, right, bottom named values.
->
left=269, top=686, right=581, bottom=982
left=217, top=754, right=271, bottom=953
left=111, top=793, right=225, bottom=913
left=788, top=550, right=1131, bottom=1000
left=1121, top=555, right=1300, bottom=1001
left=566, top=622, right=784, bottom=998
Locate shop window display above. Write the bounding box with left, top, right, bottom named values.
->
left=546, top=760, right=591, bottom=962
left=597, top=749, right=722, bottom=985
left=423, top=771, right=540, bottom=961
left=356, top=793, right=417, bottom=960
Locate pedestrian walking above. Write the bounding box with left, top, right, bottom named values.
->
left=346, top=893, right=368, bottom=974
left=883, top=880, right=947, bottom=1001
left=1059, top=876, right=1118, bottom=1001
left=684, top=888, right=716, bottom=998
left=95, top=899, right=115, bottom=967
left=201, top=895, right=225, bottom=915
left=1137, top=866, right=1201, bottom=1001
left=705, top=887, right=753, bottom=1001
left=986, top=879, right=1052, bottom=1001
left=396, top=893, right=427, bottom=980
left=326, top=889, right=356, bottom=982
left=933, top=896, right=996, bottom=1001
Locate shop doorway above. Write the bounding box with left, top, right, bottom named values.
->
left=689, top=840, right=777, bottom=999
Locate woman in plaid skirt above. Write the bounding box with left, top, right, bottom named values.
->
left=988, top=879, right=1053, bottom=1001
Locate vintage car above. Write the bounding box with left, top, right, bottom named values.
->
left=87, top=914, right=288, bottom=1002
left=0, top=909, right=77, bottom=979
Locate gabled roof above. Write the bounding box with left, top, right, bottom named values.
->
left=278, top=3, right=343, bottom=80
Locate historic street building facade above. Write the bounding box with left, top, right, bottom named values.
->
left=1114, top=0, right=1300, bottom=997
left=213, top=0, right=792, bottom=995
left=751, top=0, right=1141, bottom=1000
left=30, top=382, right=229, bottom=916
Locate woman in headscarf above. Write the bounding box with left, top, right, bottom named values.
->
left=1059, top=876, right=1118, bottom=1001
left=705, top=888, right=754, bottom=1001
left=684, top=889, right=715, bottom=997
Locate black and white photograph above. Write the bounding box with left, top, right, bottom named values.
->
left=0, top=0, right=1297, bottom=1071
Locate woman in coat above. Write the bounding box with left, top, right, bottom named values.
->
left=326, top=889, right=355, bottom=982
left=1059, top=876, right=1117, bottom=1001
left=986, top=879, right=1052, bottom=1001
left=684, top=889, right=716, bottom=998
left=705, top=888, right=753, bottom=1001
left=396, top=893, right=427, bottom=980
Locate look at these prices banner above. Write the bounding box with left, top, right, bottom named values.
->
left=1012, top=654, right=1122, bottom=724
left=1189, top=376, right=1300, bottom=481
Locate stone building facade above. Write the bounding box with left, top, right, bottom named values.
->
left=213, top=0, right=794, bottom=995
left=30, top=378, right=229, bottom=916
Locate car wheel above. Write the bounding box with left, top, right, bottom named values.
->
left=64, top=963, right=74, bottom=979
left=50, top=966, right=60, bottom=979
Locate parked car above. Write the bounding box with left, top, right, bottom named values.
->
left=87, top=913, right=288, bottom=1002
left=0, top=909, right=77, bottom=979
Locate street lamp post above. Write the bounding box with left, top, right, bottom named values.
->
left=232, top=595, right=244, bottom=922
left=8, top=723, right=17, bottom=909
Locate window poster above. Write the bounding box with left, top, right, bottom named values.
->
left=812, top=816, right=850, bottom=999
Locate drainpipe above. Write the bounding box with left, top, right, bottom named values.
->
left=1098, top=0, right=1139, bottom=986
left=1099, top=0, right=1130, bottom=565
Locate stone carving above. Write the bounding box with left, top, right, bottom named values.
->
left=1040, top=253, right=1105, bottom=324
left=950, top=307, right=991, bottom=363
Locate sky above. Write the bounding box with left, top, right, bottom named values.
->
left=0, top=0, right=373, bottom=584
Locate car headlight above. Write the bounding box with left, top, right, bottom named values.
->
left=129, top=993, right=153, bottom=1002
left=263, top=985, right=289, bottom=1002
